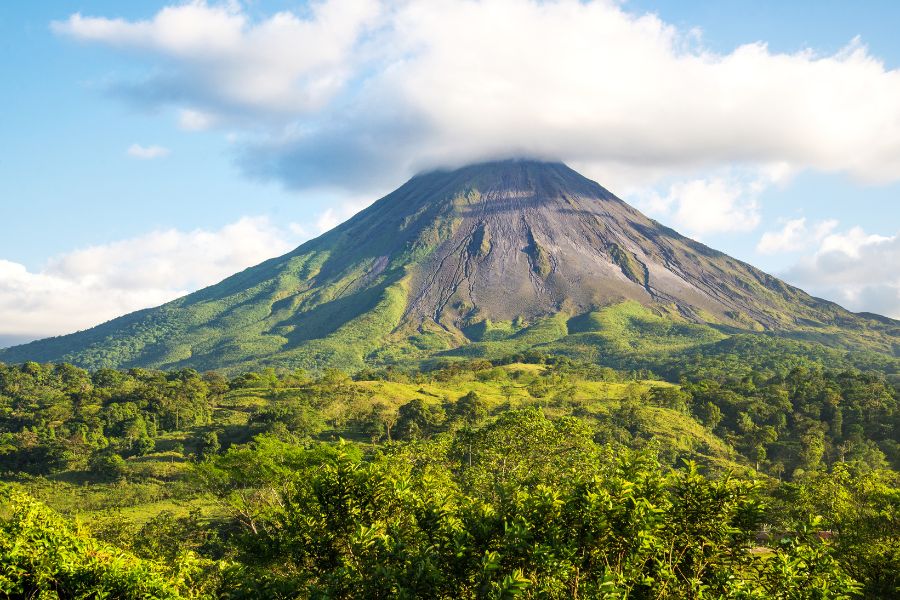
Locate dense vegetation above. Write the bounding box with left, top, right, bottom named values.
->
left=0, top=353, right=897, bottom=598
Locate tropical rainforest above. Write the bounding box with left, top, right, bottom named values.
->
left=1, top=346, right=897, bottom=598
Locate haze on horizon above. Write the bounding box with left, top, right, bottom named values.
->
left=1, top=0, right=899, bottom=347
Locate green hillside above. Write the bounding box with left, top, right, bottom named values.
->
left=1, top=161, right=896, bottom=374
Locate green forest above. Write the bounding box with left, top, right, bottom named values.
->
left=1, top=349, right=897, bottom=599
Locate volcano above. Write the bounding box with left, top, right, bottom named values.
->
left=2, top=160, right=896, bottom=371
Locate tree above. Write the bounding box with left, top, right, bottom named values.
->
left=830, top=405, right=844, bottom=441
left=451, top=391, right=488, bottom=425
left=395, top=399, right=443, bottom=440
left=451, top=408, right=597, bottom=497
left=89, top=451, right=127, bottom=481
left=800, top=430, right=826, bottom=472
left=202, top=370, right=229, bottom=397
left=500, top=382, right=518, bottom=403
left=366, top=400, right=399, bottom=442
left=193, top=436, right=348, bottom=536
left=196, top=430, right=220, bottom=461
left=249, top=403, right=324, bottom=439
left=526, top=378, right=550, bottom=398
left=697, top=401, right=723, bottom=431
left=649, top=386, right=691, bottom=413
left=132, top=436, right=155, bottom=457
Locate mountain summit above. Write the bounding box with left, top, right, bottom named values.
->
left=2, top=160, right=895, bottom=371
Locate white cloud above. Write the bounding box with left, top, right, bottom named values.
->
left=0, top=216, right=311, bottom=343
left=669, top=177, right=759, bottom=236
left=288, top=222, right=310, bottom=238
left=757, top=218, right=838, bottom=254
left=817, top=226, right=891, bottom=257
left=127, top=143, right=170, bottom=159
left=315, top=209, right=342, bottom=234
left=630, top=169, right=784, bottom=236
left=781, top=227, right=900, bottom=318
left=54, top=0, right=382, bottom=116
left=314, top=196, right=375, bottom=233
left=53, top=0, right=900, bottom=191
left=178, top=108, right=217, bottom=131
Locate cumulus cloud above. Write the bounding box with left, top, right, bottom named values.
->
left=53, top=0, right=382, bottom=117
left=633, top=175, right=760, bottom=237
left=781, top=227, right=900, bottom=318
left=127, top=143, right=170, bottom=159
left=629, top=164, right=795, bottom=236
left=0, top=217, right=310, bottom=345
left=53, top=0, right=900, bottom=193
left=757, top=218, right=838, bottom=254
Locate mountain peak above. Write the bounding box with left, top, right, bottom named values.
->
left=406, top=158, right=616, bottom=204
left=415, top=158, right=572, bottom=178
left=2, top=161, right=894, bottom=372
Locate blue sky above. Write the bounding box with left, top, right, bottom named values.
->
left=1, top=2, right=313, bottom=265
left=1, top=0, right=899, bottom=345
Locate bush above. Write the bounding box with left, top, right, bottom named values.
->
left=0, top=486, right=202, bottom=599
left=89, top=452, right=127, bottom=481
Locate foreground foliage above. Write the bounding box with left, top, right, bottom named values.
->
left=3, top=413, right=896, bottom=597
left=0, top=355, right=896, bottom=598
left=211, top=429, right=862, bottom=599
left=0, top=486, right=207, bottom=599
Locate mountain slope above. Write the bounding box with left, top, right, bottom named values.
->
left=2, top=160, right=897, bottom=372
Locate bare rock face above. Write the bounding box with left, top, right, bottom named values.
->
left=385, top=161, right=826, bottom=333
left=2, top=159, right=893, bottom=371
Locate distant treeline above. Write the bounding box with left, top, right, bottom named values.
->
left=0, top=353, right=895, bottom=480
